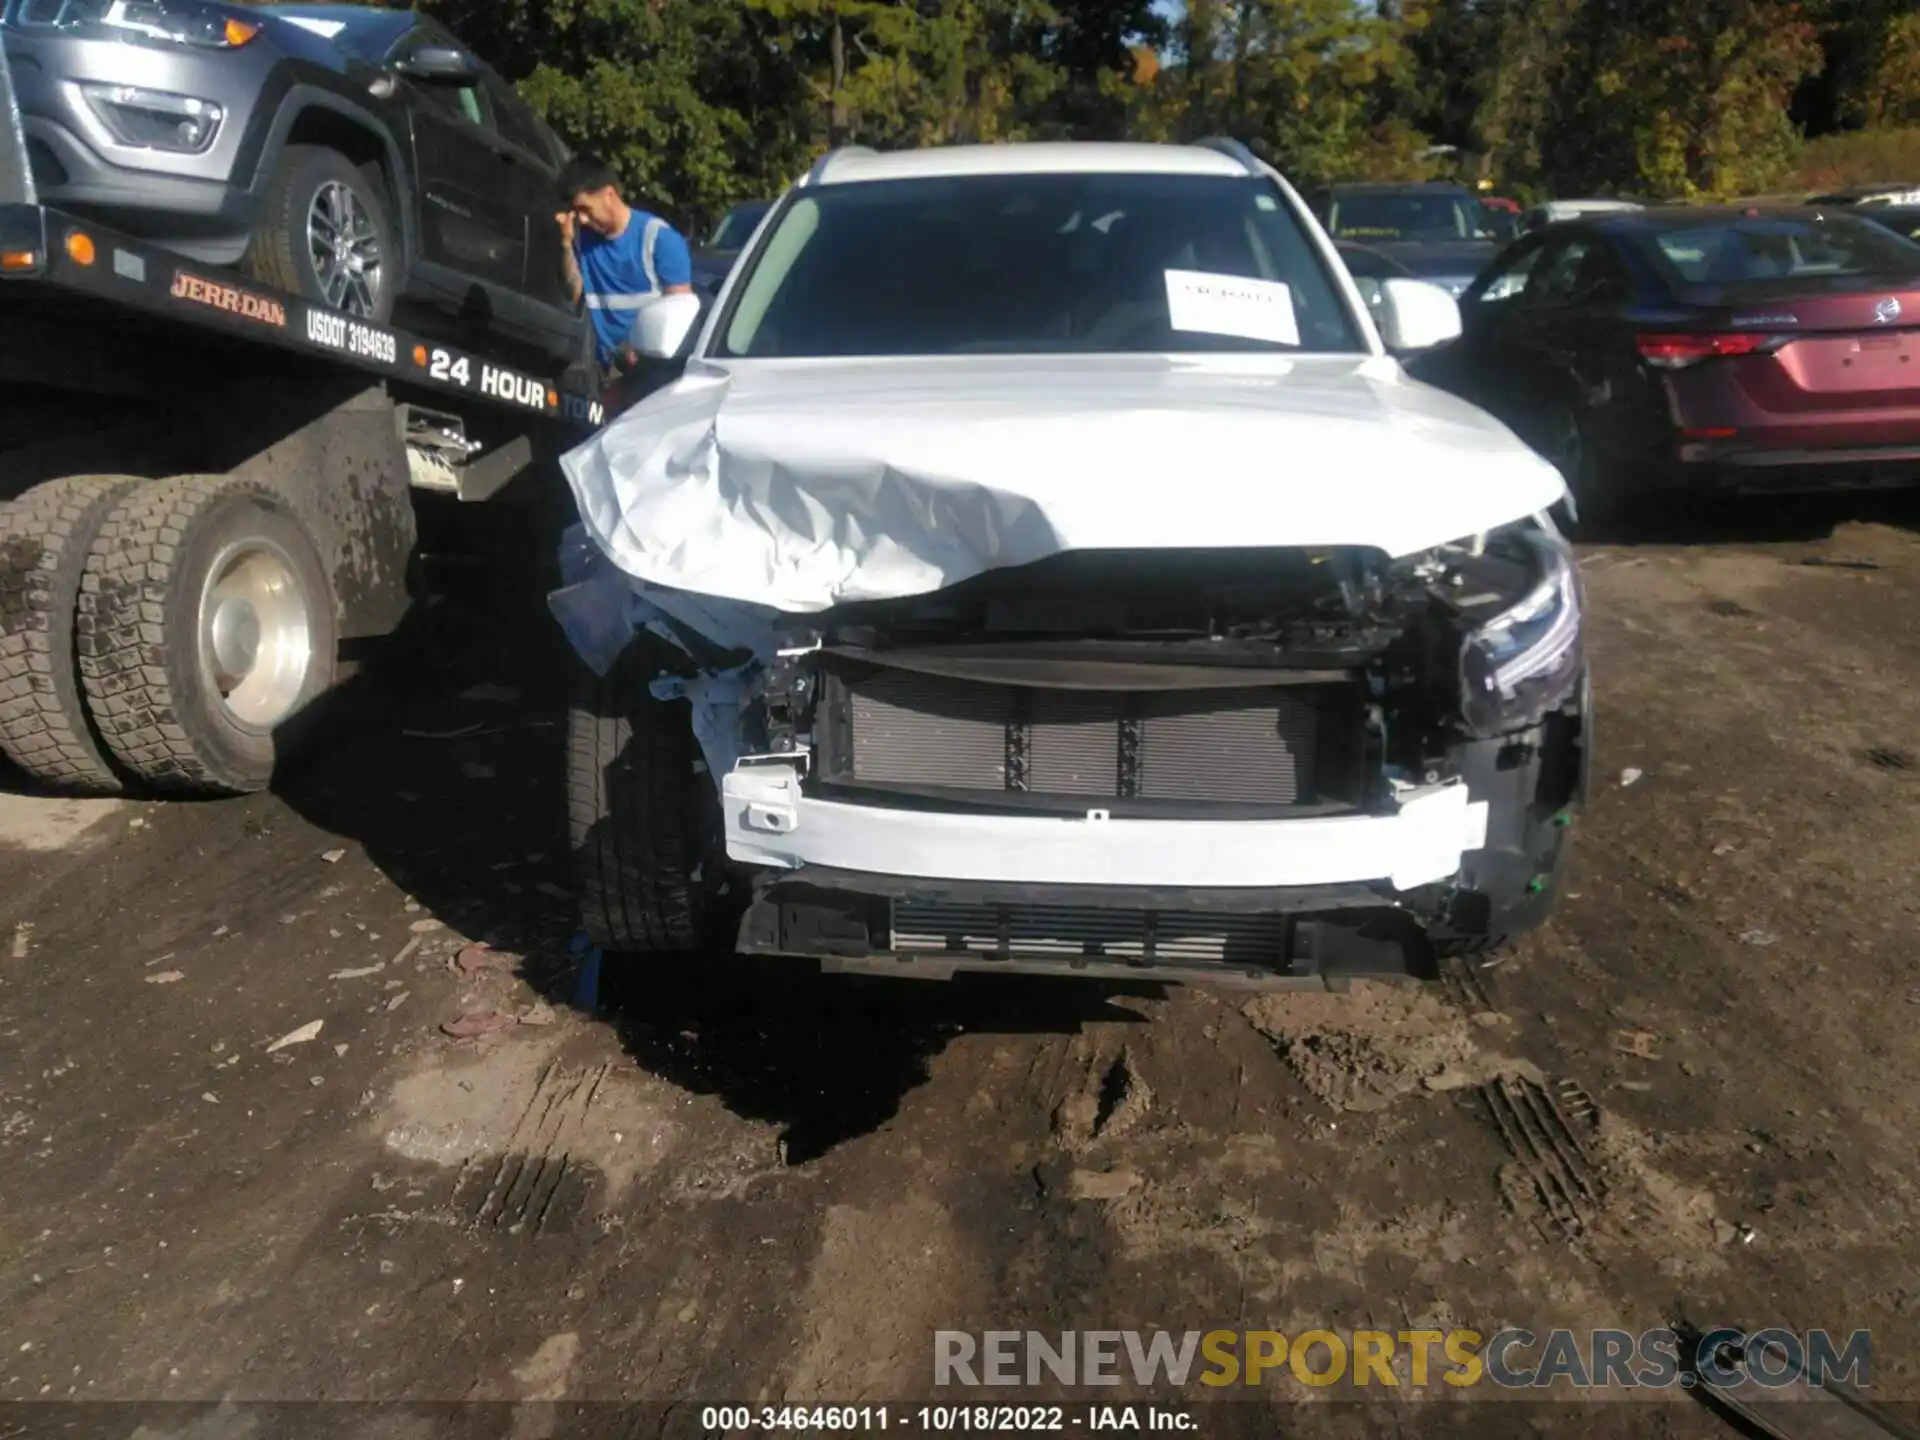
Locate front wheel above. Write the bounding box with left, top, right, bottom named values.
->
left=567, top=640, right=728, bottom=954
left=242, top=144, right=397, bottom=322
left=1539, top=401, right=1620, bottom=532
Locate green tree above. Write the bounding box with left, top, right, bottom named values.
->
left=1403, top=0, right=1516, bottom=153
left=1866, top=12, right=1920, bottom=128
left=1796, top=0, right=1908, bottom=134
left=421, top=0, right=1863, bottom=222
left=1480, top=0, right=1820, bottom=198
left=733, top=0, right=1167, bottom=151
left=421, top=0, right=812, bottom=227
left=1028, top=0, right=1171, bottom=139
left=1156, top=0, right=1435, bottom=184
left=737, top=0, right=1045, bottom=150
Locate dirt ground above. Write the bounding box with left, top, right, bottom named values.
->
left=5, top=494, right=1920, bottom=1437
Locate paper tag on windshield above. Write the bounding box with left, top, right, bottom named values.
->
left=1164, top=269, right=1299, bottom=346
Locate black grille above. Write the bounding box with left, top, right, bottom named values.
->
left=892, top=902, right=1287, bottom=965
left=835, top=667, right=1343, bottom=807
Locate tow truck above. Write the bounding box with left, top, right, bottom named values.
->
left=0, top=44, right=601, bottom=795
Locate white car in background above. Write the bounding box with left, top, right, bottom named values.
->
left=1808, top=185, right=1920, bottom=208
left=553, top=140, right=1592, bottom=988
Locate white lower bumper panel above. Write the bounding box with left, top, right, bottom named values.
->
left=723, top=766, right=1491, bottom=893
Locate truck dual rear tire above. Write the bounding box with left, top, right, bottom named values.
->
left=567, top=641, right=725, bottom=953
left=0, top=475, right=140, bottom=792
left=77, top=475, right=338, bottom=796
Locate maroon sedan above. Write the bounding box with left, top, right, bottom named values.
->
left=1427, top=207, right=1920, bottom=520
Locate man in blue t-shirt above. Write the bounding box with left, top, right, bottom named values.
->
left=555, top=153, right=694, bottom=386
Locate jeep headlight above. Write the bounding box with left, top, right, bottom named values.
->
left=23, top=0, right=259, bottom=47
left=1457, top=527, right=1582, bottom=737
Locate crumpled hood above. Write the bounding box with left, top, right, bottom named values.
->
left=561, top=353, right=1566, bottom=613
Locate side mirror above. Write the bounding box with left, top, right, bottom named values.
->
left=1375, top=277, right=1463, bottom=351
left=626, top=291, right=703, bottom=360
left=397, top=45, right=480, bottom=83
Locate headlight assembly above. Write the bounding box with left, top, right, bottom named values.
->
left=1455, top=526, right=1583, bottom=737
left=10, top=0, right=258, bottom=47
left=105, top=0, right=258, bottom=46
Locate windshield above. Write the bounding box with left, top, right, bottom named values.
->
left=1328, top=191, right=1487, bottom=241
left=717, top=172, right=1363, bottom=359
left=1643, top=216, right=1920, bottom=290
left=708, top=202, right=772, bottom=251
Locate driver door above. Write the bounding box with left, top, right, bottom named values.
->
left=392, top=26, right=526, bottom=293
left=479, top=68, right=567, bottom=309
left=1491, top=235, right=1602, bottom=443
left=1435, top=234, right=1546, bottom=408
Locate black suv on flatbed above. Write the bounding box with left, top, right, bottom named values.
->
left=2, top=0, right=584, bottom=363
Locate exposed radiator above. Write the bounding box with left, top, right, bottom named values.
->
left=839, top=668, right=1330, bottom=805
left=892, top=902, right=1287, bottom=965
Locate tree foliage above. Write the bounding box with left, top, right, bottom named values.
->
left=1150, top=0, right=1432, bottom=185
left=416, top=0, right=1918, bottom=225
left=420, top=0, right=815, bottom=222
left=1867, top=12, right=1920, bottom=130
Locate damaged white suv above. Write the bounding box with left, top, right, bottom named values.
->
left=553, top=139, right=1590, bottom=987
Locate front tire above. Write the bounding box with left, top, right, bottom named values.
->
left=77, top=475, right=338, bottom=795
left=1541, top=401, right=1622, bottom=531
left=567, top=640, right=725, bottom=953
left=242, top=144, right=397, bottom=322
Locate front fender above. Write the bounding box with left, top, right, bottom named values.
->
left=241, top=82, right=417, bottom=261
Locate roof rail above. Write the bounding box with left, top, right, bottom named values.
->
left=1195, top=136, right=1263, bottom=176
left=802, top=145, right=879, bottom=187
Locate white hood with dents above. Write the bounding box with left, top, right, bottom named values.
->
left=561, top=353, right=1567, bottom=613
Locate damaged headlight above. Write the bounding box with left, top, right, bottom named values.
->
left=1457, top=526, right=1582, bottom=737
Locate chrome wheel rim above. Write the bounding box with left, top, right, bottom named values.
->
left=307, top=180, right=382, bottom=318
left=197, top=538, right=314, bottom=729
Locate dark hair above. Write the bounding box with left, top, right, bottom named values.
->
left=557, top=153, right=620, bottom=203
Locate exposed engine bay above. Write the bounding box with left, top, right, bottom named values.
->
left=720, top=524, right=1585, bottom=816
left=559, top=520, right=1589, bottom=986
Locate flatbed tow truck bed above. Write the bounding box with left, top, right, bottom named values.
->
left=0, top=42, right=601, bottom=797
